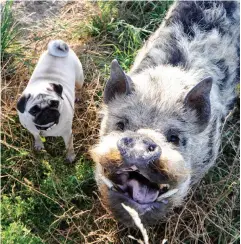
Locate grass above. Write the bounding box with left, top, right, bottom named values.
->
left=1, top=1, right=239, bottom=243
left=1, top=0, right=19, bottom=60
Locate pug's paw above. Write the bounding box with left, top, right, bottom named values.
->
left=34, top=142, right=45, bottom=151
left=66, top=153, right=76, bottom=163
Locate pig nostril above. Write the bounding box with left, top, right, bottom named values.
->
left=148, top=144, right=156, bottom=152
left=123, top=137, right=133, bottom=146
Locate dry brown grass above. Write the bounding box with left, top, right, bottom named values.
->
left=3, top=0, right=103, bottom=153
left=1, top=1, right=239, bottom=243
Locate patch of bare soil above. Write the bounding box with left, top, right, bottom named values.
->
left=13, top=1, right=67, bottom=23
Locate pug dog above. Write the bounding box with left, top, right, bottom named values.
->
left=17, top=40, right=84, bottom=162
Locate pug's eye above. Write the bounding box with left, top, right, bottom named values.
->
left=50, top=100, right=59, bottom=108
left=116, top=121, right=125, bottom=131
left=29, top=105, right=40, bottom=116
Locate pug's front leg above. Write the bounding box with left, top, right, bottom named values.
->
left=33, top=134, right=45, bottom=150
left=62, top=130, right=76, bottom=163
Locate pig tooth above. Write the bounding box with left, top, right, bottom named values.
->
left=100, top=175, right=122, bottom=192
left=156, top=189, right=178, bottom=202
left=159, top=184, right=170, bottom=190
left=100, top=175, right=114, bottom=189
left=130, top=165, right=138, bottom=171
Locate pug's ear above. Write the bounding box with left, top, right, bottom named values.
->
left=50, top=83, right=63, bottom=98
left=104, top=59, right=133, bottom=104
left=17, top=94, right=31, bottom=113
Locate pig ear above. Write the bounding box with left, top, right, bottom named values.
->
left=104, top=59, right=132, bottom=104
left=17, top=94, right=31, bottom=113
left=184, top=77, right=212, bottom=132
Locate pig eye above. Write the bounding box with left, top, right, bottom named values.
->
left=116, top=121, right=125, bottom=131
left=167, top=130, right=180, bottom=145
left=169, top=135, right=180, bottom=145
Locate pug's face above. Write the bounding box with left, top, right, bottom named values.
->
left=17, top=83, right=63, bottom=131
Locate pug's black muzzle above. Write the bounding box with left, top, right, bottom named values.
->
left=34, top=108, right=60, bottom=130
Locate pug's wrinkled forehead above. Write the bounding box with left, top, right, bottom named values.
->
left=31, top=93, right=59, bottom=109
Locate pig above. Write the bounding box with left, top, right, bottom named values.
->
left=91, top=0, right=240, bottom=226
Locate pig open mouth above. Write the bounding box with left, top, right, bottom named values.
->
left=101, top=165, right=178, bottom=205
